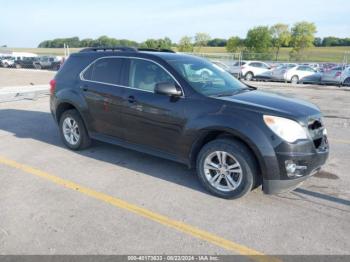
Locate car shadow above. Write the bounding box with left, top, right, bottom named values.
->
left=0, top=109, right=206, bottom=194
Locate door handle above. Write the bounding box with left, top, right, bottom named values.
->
left=127, top=95, right=136, bottom=103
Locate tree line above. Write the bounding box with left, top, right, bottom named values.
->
left=38, top=21, right=349, bottom=61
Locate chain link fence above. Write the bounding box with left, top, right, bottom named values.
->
left=1, top=47, right=349, bottom=86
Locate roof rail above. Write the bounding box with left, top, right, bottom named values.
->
left=138, top=48, right=175, bottom=53
left=79, top=46, right=137, bottom=53
left=79, top=46, right=176, bottom=54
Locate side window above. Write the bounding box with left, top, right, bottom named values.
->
left=83, top=58, right=123, bottom=85
left=128, top=59, right=174, bottom=92
left=250, top=63, right=259, bottom=68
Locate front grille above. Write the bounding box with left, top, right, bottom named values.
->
left=308, top=118, right=325, bottom=149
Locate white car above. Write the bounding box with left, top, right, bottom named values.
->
left=0, top=57, right=15, bottom=68
left=284, top=65, right=321, bottom=84
left=240, top=61, right=271, bottom=81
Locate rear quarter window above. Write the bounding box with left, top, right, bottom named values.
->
left=83, top=58, right=123, bottom=85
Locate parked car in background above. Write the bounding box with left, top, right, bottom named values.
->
left=302, top=63, right=320, bottom=71
left=0, top=56, right=15, bottom=68
left=240, top=61, right=271, bottom=81
left=284, top=65, right=321, bottom=84
left=212, top=61, right=236, bottom=76
left=319, top=63, right=338, bottom=73
left=14, top=57, right=37, bottom=69
left=270, top=63, right=298, bottom=82
left=321, top=66, right=350, bottom=86
left=34, top=56, right=62, bottom=70
left=341, top=67, right=350, bottom=86
left=231, top=61, right=246, bottom=78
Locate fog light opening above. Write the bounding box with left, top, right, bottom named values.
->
left=285, top=160, right=307, bottom=178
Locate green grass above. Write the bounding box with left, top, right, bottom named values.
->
left=2, top=46, right=349, bottom=63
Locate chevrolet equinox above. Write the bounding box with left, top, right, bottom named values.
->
left=50, top=47, right=329, bottom=199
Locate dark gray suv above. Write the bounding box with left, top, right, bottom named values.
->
left=50, top=47, right=329, bottom=199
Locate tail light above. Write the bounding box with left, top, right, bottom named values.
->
left=49, top=79, right=56, bottom=95
left=335, top=72, right=341, bottom=77
left=241, top=66, right=245, bottom=70
left=282, top=70, right=286, bottom=74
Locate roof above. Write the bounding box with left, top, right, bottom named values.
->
left=72, top=47, right=200, bottom=62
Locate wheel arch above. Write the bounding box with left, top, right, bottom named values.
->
left=55, top=100, right=87, bottom=128
left=189, top=128, right=266, bottom=181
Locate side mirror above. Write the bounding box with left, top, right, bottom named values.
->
left=155, top=82, right=182, bottom=97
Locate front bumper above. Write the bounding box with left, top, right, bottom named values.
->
left=263, top=136, right=329, bottom=194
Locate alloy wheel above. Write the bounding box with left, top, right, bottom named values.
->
left=62, top=117, right=80, bottom=146
left=203, top=151, right=243, bottom=192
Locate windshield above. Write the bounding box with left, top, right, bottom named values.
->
left=167, top=56, right=247, bottom=97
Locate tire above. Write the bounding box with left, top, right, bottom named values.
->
left=343, top=78, right=350, bottom=87
left=291, top=75, right=299, bottom=84
left=3, top=63, right=9, bottom=68
left=196, top=138, right=258, bottom=199
left=34, top=64, right=42, bottom=70
left=59, top=109, right=91, bottom=150
left=245, top=72, right=254, bottom=81
left=15, top=64, right=21, bottom=69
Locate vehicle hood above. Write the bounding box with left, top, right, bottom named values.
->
left=217, top=90, right=320, bottom=118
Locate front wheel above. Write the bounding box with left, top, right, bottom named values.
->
left=196, top=138, right=258, bottom=199
left=59, top=109, right=91, bottom=150
left=291, top=75, right=299, bottom=84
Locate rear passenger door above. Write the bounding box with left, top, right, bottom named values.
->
left=80, top=57, right=126, bottom=138
left=121, top=58, right=186, bottom=156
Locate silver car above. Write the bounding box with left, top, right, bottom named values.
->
left=321, top=66, right=350, bottom=86
left=270, top=63, right=298, bottom=82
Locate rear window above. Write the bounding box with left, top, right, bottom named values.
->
left=83, top=57, right=123, bottom=85
left=233, top=61, right=246, bottom=66
left=331, top=67, right=342, bottom=71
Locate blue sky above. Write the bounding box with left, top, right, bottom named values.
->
left=1, top=0, right=349, bottom=47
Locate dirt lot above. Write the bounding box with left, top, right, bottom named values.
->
left=0, top=70, right=349, bottom=259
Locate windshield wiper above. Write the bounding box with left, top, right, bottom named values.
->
left=213, top=88, right=254, bottom=97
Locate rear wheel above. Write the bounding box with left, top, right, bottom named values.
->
left=59, top=109, right=91, bottom=150
left=291, top=75, right=299, bottom=84
left=34, top=64, right=42, bottom=70
left=245, top=72, right=254, bottom=81
left=196, top=138, right=258, bottom=199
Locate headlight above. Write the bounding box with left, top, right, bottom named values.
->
left=263, top=115, right=308, bottom=143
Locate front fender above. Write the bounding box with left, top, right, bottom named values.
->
left=186, top=112, right=281, bottom=181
